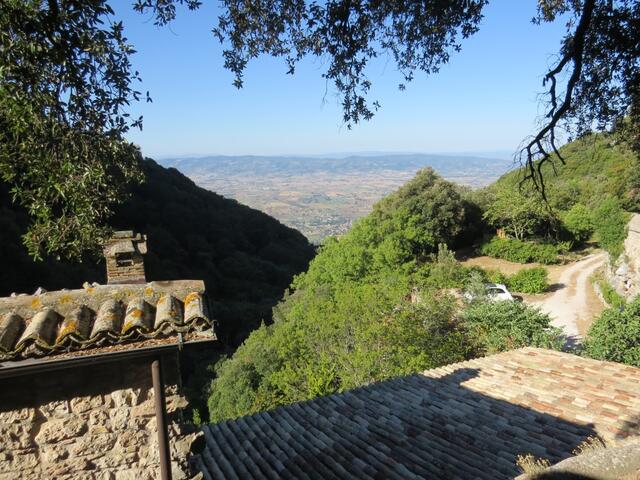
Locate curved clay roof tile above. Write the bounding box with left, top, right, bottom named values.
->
left=184, top=292, right=205, bottom=324
left=122, top=298, right=153, bottom=335
left=19, top=308, right=61, bottom=348
left=56, top=305, right=93, bottom=344
left=91, top=299, right=124, bottom=338
left=0, top=313, right=24, bottom=352
left=155, top=294, right=183, bottom=330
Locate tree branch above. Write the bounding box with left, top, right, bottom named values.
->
left=519, top=0, right=596, bottom=200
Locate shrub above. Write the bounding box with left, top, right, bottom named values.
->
left=506, top=267, right=549, bottom=294
left=208, top=277, right=471, bottom=422
left=592, top=197, right=628, bottom=260
left=460, top=300, right=564, bottom=354
left=591, top=272, right=626, bottom=308
left=416, top=244, right=468, bottom=289
left=484, top=268, right=508, bottom=285
left=463, top=269, right=489, bottom=301
left=479, top=237, right=559, bottom=264
left=583, top=297, right=640, bottom=367
left=561, top=203, right=594, bottom=243
left=554, top=240, right=574, bottom=255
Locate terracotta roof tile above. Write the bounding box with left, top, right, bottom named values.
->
left=0, top=280, right=214, bottom=360
left=196, top=348, right=640, bottom=479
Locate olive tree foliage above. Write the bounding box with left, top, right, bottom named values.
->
left=0, top=0, right=145, bottom=259
left=483, top=181, right=554, bottom=240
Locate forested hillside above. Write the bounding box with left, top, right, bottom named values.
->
left=485, top=134, right=640, bottom=212
left=205, top=134, right=640, bottom=423
left=472, top=133, right=638, bottom=263
left=207, top=168, right=562, bottom=422
left=0, top=159, right=315, bottom=345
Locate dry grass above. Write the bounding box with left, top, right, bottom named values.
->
left=571, top=436, right=608, bottom=456
left=516, top=453, right=551, bottom=475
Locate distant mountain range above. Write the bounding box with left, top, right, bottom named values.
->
left=159, top=153, right=515, bottom=178
left=158, top=153, right=516, bottom=243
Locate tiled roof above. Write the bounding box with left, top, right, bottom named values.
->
left=0, top=280, right=214, bottom=361
left=195, top=348, right=640, bottom=480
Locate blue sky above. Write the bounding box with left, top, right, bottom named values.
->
left=117, top=1, right=568, bottom=158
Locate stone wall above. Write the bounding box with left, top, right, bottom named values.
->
left=607, top=213, right=640, bottom=299
left=0, top=354, right=198, bottom=479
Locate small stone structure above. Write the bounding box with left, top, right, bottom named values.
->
left=104, top=231, right=148, bottom=285
left=0, top=230, right=215, bottom=479
left=0, top=354, right=197, bottom=480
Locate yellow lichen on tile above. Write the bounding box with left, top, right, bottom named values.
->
left=122, top=321, right=135, bottom=334
left=184, top=292, right=199, bottom=305
left=59, top=294, right=73, bottom=305
left=57, top=320, right=79, bottom=341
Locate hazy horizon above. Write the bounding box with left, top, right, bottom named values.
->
left=155, top=150, right=516, bottom=161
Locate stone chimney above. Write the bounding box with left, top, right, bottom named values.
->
left=103, top=231, right=147, bottom=285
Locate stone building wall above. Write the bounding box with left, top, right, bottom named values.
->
left=0, top=354, right=197, bottom=480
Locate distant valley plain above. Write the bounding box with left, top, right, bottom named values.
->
left=159, top=154, right=515, bottom=243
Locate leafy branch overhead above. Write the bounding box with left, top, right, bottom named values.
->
left=0, top=0, right=145, bottom=259
left=521, top=0, right=640, bottom=195
left=139, top=0, right=640, bottom=174
left=139, top=0, right=487, bottom=127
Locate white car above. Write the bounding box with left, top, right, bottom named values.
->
left=463, top=283, right=515, bottom=302
left=485, top=283, right=514, bottom=301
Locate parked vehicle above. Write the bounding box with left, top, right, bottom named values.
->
left=463, top=283, right=514, bottom=302
left=485, top=283, right=514, bottom=301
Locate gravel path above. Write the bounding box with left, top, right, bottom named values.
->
left=531, top=252, right=607, bottom=343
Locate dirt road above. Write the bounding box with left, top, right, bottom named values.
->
left=530, top=252, right=607, bottom=341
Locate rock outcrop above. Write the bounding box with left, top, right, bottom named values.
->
left=608, top=213, right=640, bottom=299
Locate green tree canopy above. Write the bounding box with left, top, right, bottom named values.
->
left=584, top=297, right=640, bottom=367
left=294, top=168, right=471, bottom=288
left=461, top=300, right=563, bottom=354
left=0, top=0, right=145, bottom=258
left=592, top=196, right=629, bottom=259
left=208, top=276, right=470, bottom=423
left=483, top=181, right=555, bottom=241
left=561, top=203, right=594, bottom=243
